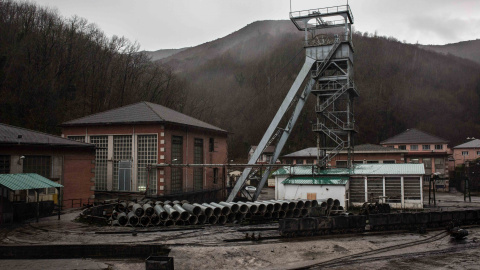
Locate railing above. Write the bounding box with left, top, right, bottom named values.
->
left=307, top=33, right=350, bottom=47
left=311, top=123, right=346, bottom=146
left=290, top=5, right=353, bottom=23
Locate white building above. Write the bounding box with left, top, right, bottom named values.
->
left=274, top=163, right=425, bottom=209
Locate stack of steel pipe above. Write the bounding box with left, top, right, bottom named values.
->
left=110, top=199, right=320, bottom=227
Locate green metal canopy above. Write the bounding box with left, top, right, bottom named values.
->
left=273, top=164, right=425, bottom=176
left=0, top=173, right=63, bottom=191
left=282, top=176, right=349, bottom=185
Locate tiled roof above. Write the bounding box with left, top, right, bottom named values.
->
left=273, top=164, right=425, bottom=176
left=282, top=176, right=348, bottom=185
left=282, top=144, right=405, bottom=157
left=380, top=128, right=448, bottom=144
left=454, top=139, right=480, bottom=149
left=61, top=101, right=227, bottom=133
left=0, top=123, right=94, bottom=148
left=0, top=173, right=63, bottom=191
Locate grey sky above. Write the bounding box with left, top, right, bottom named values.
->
left=31, top=0, right=480, bottom=51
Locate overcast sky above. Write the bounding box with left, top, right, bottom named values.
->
left=31, top=0, right=480, bottom=51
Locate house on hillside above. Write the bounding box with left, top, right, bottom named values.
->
left=282, top=144, right=407, bottom=167
left=452, top=139, right=480, bottom=168
left=273, top=163, right=425, bottom=209
left=248, top=146, right=279, bottom=164
left=61, top=101, right=228, bottom=202
left=0, top=123, right=95, bottom=210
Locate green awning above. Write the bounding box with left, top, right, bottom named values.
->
left=282, top=176, right=348, bottom=185
left=0, top=173, right=63, bottom=191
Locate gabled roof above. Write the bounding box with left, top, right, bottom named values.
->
left=250, top=146, right=275, bottom=153
left=0, top=173, right=63, bottom=191
left=273, top=164, right=425, bottom=176
left=380, top=128, right=448, bottom=144
left=0, top=123, right=94, bottom=148
left=61, top=101, right=227, bottom=133
left=282, top=144, right=406, bottom=157
left=454, top=139, right=480, bottom=149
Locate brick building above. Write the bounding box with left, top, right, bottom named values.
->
left=61, top=101, right=228, bottom=199
left=452, top=139, right=480, bottom=168
left=282, top=144, right=407, bottom=167
left=380, top=128, right=449, bottom=177
left=0, top=123, right=95, bottom=207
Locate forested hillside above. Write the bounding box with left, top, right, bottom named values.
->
left=422, top=39, right=480, bottom=65
left=161, top=21, right=480, bottom=158
left=0, top=1, right=186, bottom=133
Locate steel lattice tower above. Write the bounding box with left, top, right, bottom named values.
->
left=227, top=5, right=357, bottom=202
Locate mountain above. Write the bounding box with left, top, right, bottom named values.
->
left=142, top=48, right=189, bottom=62
left=159, top=20, right=480, bottom=158
left=421, top=39, right=480, bottom=64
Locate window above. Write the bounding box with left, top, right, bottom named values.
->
left=209, top=138, right=214, bottom=152
left=462, top=151, right=469, bottom=156
left=295, top=159, right=304, bottom=165
left=213, top=168, right=218, bottom=184
left=477, top=151, right=480, bottom=156
left=90, top=136, right=108, bottom=191
left=336, top=161, right=347, bottom=168
left=305, top=159, right=314, bottom=164
left=410, top=145, right=418, bottom=150
left=410, top=158, right=419, bottom=164
left=398, top=145, right=406, bottom=150
left=113, top=135, right=132, bottom=191
left=435, top=145, right=443, bottom=150
left=0, top=155, right=10, bottom=174
left=23, top=156, right=51, bottom=178
left=383, top=160, right=395, bottom=164
left=284, top=159, right=293, bottom=164
left=118, top=160, right=132, bottom=191
left=353, top=160, right=364, bottom=164
left=367, top=160, right=379, bottom=164
left=193, top=138, right=203, bottom=190
left=423, top=158, right=432, bottom=174
left=171, top=136, right=183, bottom=192
left=137, top=134, right=157, bottom=193
left=67, top=136, right=85, bottom=142
left=422, top=145, right=431, bottom=150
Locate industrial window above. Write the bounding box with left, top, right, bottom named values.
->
left=171, top=136, right=183, bottom=193
left=367, top=160, right=379, bottom=164
left=137, top=134, right=157, bottom=194
left=118, top=160, right=132, bottom=191
left=213, top=168, right=218, bottom=184
left=462, top=151, right=469, bottom=156
left=90, top=136, right=108, bottom=191
left=113, top=135, right=132, bottom=191
left=209, top=138, right=214, bottom=152
left=349, top=177, right=365, bottom=203
left=410, top=145, right=418, bottom=150
left=383, top=160, right=395, bottom=164
left=385, top=177, right=401, bottom=203
left=23, top=156, right=51, bottom=178
left=0, top=155, right=10, bottom=174
left=367, top=177, right=383, bottom=202
left=423, top=158, right=432, bottom=175
left=193, top=138, right=204, bottom=190
left=435, top=145, right=443, bottom=150
left=398, top=145, right=406, bottom=150
left=336, top=160, right=347, bottom=168
left=404, top=177, right=421, bottom=200
left=422, top=145, right=431, bottom=150
left=296, top=159, right=304, bottom=165
left=67, top=136, right=85, bottom=142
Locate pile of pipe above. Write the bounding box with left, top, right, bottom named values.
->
left=317, top=198, right=345, bottom=216
left=110, top=199, right=319, bottom=227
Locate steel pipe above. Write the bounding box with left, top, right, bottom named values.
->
left=285, top=210, right=294, bottom=218
left=208, top=215, right=218, bottom=225
left=154, top=205, right=169, bottom=221
left=182, top=203, right=202, bottom=216
left=188, top=215, right=198, bottom=225
left=210, top=202, right=231, bottom=215
left=143, top=203, right=154, bottom=216
left=115, top=202, right=127, bottom=212
left=164, top=219, right=174, bottom=227
left=127, top=202, right=135, bottom=211
left=294, top=200, right=305, bottom=209
left=333, top=199, right=340, bottom=206
left=301, top=208, right=309, bottom=217
left=116, top=212, right=128, bottom=226
left=237, top=202, right=258, bottom=214
left=236, top=212, right=246, bottom=222
left=278, top=211, right=286, bottom=219
left=311, top=200, right=319, bottom=207
left=132, top=203, right=144, bottom=217
left=262, top=202, right=274, bottom=213
left=219, top=202, right=240, bottom=213
left=266, top=201, right=281, bottom=212
left=271, top=211, right=279, bottom=219
left=264, top=212, right=272, bottom=219
left=303, top=200, right=312, bottom=208
left=173, top=204, right=190, bottom=221
left=293, top=208, right=301, bottom=217
left=227, top=213, right=236, bottom=223
left=202, top=203, right=221, bottom=216
left=236, top=203, right=249, bottom=214
left=193, top=203, right=214, bottom=217
left=140, top=215, right=150, bottom=227
left=217, top=215, right=227, bottom=225
left=163, top=204, right=180, bottom=221
left=272, top=200, right=289, bottom=211
left=279, top=200, right=296, bottom=210
left=197, top=214, right=207, bottom=224
left=327, top=198, right=333, bottom=206
left=175, top=220, right=185, bottom=226
left=150, top=214, right=160, bottom=226
left=127, top=212, right=139, bottom=226
left=248, top=202, right=266, bottom=213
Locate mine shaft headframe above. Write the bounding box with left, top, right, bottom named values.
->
left=289, top=5, right=354, bottom=31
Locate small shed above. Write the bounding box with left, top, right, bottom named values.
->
left=274, top=164, right=425, bottom=209
left=0, top=173, right=64, bottom=224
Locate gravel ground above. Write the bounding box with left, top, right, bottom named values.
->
left=2, top=189, right=480, bottom=270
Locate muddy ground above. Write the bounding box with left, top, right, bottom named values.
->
left=2, top=188, right=480, bottom=270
